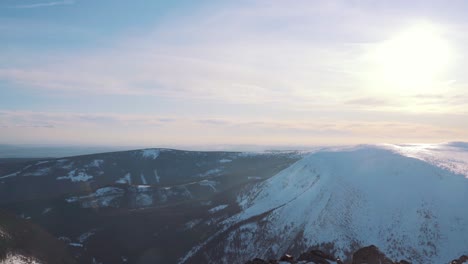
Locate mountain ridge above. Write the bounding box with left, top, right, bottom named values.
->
left=180, top=145, right=468, bottom=263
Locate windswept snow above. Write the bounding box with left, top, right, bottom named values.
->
left=236, top=152, right=264, bottom=157
left=198, top=168, right=222, bottom=177
left=199, top=180, right=218, bottom=192
left=135, top=185, right=151, bottom=191
left=0, top=172, right=18, bottom=179
left=154, top=169, right=160, bottom=183
left=384, top=143, right=468, bottom=177
left=1, top=254, right=42, bottom=264
left=57, top=159, right=74, bottom=169
left=0, top=227, right=9, bottom=239
left=94, top=187, right=123, bottom=196
left=66, top=187, right=124, bottom=207
left=182, top=146, right=468, bottom=264
left=116, top=172, right=132, bottom=184
left=135, top=193, right=153, bottom=207
left=23, top=167, right=50, bottom=176
left=78, top=230, right=96, bottom=243
left=141, top=149, right=160, bottom=159
left=57, top=169, right=93, bottom=182
left=42, top=207, right=52, bottom=215
left=88, top=159, right=104, bottom=167
left=140, top=173, right=148, bottom=184
left=69, top=242, right=83, bottom=247
left=184, top=219, right=202, bottom=230
left=208, top=204, right=228, bottom=214
left=0, top=164, right=35, bottom=179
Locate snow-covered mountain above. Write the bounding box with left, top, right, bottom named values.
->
left=180, top=144, right=468, bottom=264
left=1, top=144, right=467, bottom=264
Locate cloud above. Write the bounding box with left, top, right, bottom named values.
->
left=344, top=97, right=390, bottom=106
left=344, top=97, right=395, bottom=108
left=0, top=0, right=372, bottom=107
left=0, top=111, right=176, bottom=128
left=198, top=119, right=232, bottom=126
left=1, top=0, right=468, bottom=146
left=11, top=0, right=74, bottom=9
left=3, top=0, right=463, bottom=115
left=0, top=110, right=467, bottom=145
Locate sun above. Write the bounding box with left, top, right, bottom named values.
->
left=371, top=22, right=453, bottom=94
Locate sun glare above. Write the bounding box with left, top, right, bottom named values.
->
left=372, top=22, right=453, bottom=94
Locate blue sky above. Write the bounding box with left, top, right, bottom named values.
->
left=1, top=0, right=468, bottom=147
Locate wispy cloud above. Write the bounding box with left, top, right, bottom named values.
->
left=0, top=110, right=466, bottom=146
left=2, top=1, right=468, bottom=145
left=0, top=1, right=368, bottom=106
left=12, top=0, right=74, bottom=9
left=344, top=97, right=391, bottom=106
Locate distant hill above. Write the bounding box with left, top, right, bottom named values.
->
left=0, top=144, right=138, bottom=158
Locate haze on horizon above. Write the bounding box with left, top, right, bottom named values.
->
left=1, top=0, right=468, bottom=147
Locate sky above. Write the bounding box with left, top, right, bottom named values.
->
left=1, top=0, right=468, bottom=148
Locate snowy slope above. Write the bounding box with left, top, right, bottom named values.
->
left=182, top=146, right=468, bottom=263
left=383, top=142, right=468, bottom=177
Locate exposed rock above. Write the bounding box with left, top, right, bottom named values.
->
left=352, top=245, right=394, bottom=264
left=395, top=260, right=411, bottom=264
left=298, top=249, right=337, bottom=264
left=245, top=258, right=270, bottom=264
left=245, top=245, right=416, bottom=264
left=450, top=255, right=468, bottom=264
left=279, top=254, right=294, bottom=262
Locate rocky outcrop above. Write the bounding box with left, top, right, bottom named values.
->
left=246, top=248, right=344, bottom=264
left=352, top=245, right=398, bottom=264
left=450, top=255, right=468, bottom=264
left=245, top=245, right=468, bottom=264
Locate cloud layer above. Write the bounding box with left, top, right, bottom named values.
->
left=1, top=0, right=468, bottom=146
left=11, top=0, right=74, bottom=9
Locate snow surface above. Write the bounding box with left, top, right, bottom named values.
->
left=219, top=159, right=232, bottom=163
left=181, top=145, right=468, bottom=264
left=184, top=219, right=202, bottom=230
left=41, top=208, right=52, bottom=215
left=66, top=187, right=124, bottom=208
left=208, top=204, right=228, bottom=214
left=0, top=172, right=18, bottom=179
left=0, top=164, right=34, bottom=179
left=88, top=159, right=104, bottom=167
left=1, top=254, right=42, bottom=264
left=141, top=149, right=160, bottom=159
left=78, top=230, right=96, bottom=243
left=23, top=167, right=50, bottom=177
left=199, top=180, right=218, bottom=192
left=383, top=143, right=468, bottom=177
left=69, top=242, right=83, bottom=247
left=58, top=236, right=71, bottom=243
left=116, top=173, right=132, bottom=184
left=0, top=227, right=9, bottom=239
left=154, top=169, right=160, bottom=183
left=135, top=193, right=153, bottom=207
left=198, top=168, right=222, bottom=177
left=57, top=159, right=74, bottom=169
left=57, top=169, right=93, bottom=182
left=140, top=173, right=148, bottom=184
